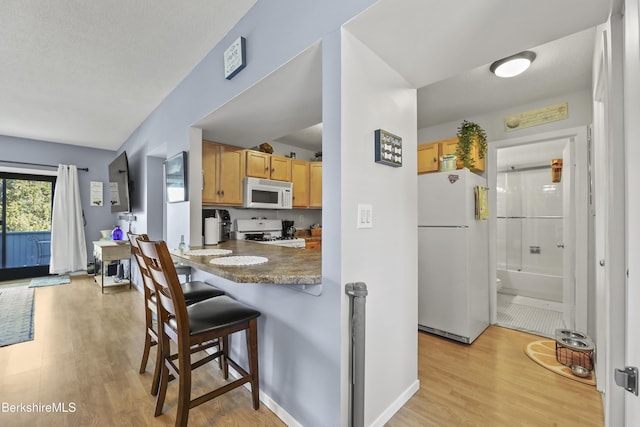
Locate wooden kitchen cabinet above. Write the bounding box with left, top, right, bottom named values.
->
left=246, top=150, right=270, bottom=179
left=270, top=155, right=292, bottom=181
left=202, top=141, right=245, bottom=205
left=417, top=137, right=485, bottom=174
left=417, top=142, right=439, bottom=174
left=305, top=240, right=321, bottom=251
left=245, top=150, right=292, bottom=181
left=309, top=162, right=322, bottom=208
left=291, top=160, right=310, bottom=208
left=441, top=137, right=485, bottom=172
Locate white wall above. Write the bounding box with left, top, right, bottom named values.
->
left=340, top=30, right=419, bottom=426
left=418, top=89, right=593, bottom=144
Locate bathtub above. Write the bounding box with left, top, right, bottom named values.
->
left=496, top=268, right=562, bottom=302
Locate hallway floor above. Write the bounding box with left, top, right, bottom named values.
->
left=388, top=326, right=603, bottom=426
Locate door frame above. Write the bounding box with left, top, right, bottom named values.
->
left=0, top=171, right=57, bottom=281
left=487, top=127, right=589, bottom=333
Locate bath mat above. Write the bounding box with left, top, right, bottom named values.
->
left=524, top=340, right=595, bottom=386
left=29, top=275, right=70, bottom=288
left=0, top=286, right=35, bottom=346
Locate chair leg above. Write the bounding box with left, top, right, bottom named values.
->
left=154, top=333, right=170, bottom=417
left=221, top=335, right=229, bottom=380
left=247, top=319, right=260, bottom=410
left=150, top=338, right=162, bottom=396
left=139, top=331, right=154, bottom=374
left=175, top=343, right=192, bottom=427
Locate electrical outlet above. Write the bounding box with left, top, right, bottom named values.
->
left=357, top=204, right=373, bottom=229
left=299, top=215, right=305, bottom=224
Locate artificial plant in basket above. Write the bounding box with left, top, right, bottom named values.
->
left=456, top=120, right=488, bottom=169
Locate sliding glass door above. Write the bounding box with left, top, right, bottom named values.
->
left=0, top=172, right=56, bottom=281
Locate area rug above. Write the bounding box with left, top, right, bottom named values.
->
left=0, top=286, right=35, bottom=346
left=524, top=340, right=595, bottom=386
left=29, top=275, right=70, bottom=288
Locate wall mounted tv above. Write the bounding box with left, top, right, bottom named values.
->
left=108, top=151, right=132, bottom=213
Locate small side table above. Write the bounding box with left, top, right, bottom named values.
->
left=93, top=240, right=131, bottom=293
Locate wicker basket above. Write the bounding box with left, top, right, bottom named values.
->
left=310, top=228, right=322, bottom=237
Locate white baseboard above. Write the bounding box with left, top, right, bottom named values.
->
left=369, top=379, right=420, bottom=427
left=213, top=353, right=302, bottom=427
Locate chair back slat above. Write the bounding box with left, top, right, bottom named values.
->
left=138, top=239, right=189, bottom=337
left=128, top=233, right=156, bottom=294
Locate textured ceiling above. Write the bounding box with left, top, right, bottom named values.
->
left=0, top=0, right=256, bottom=150
left=0, top=1, right=611, bottom=153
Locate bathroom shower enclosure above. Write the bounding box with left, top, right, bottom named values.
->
left=496, top=163, right=565, bottom=302
left=488, top=127, right=590, bottom=334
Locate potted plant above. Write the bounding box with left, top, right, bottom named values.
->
left=456, top=120, right=487, bottom=169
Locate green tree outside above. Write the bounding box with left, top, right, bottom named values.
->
left=5, top=179, right=53, bottom=232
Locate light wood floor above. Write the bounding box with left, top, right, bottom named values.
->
left=0, top=277, right=603, bottom=426
left=388, top=327, right=603, bottom=427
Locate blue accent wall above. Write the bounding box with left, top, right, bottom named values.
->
left=115, top=1, right=377, bottom=426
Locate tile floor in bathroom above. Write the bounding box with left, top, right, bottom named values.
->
left=496, top=293, right=565, bottom=338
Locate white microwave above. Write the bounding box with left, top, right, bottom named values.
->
left=243, top=177, right=293, bottom=209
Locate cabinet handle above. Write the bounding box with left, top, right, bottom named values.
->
left=221, top=190, right=224, bottom=196
left=271, top=168, right=275, bottom=173
left=201, top=170, right=204, bottom=191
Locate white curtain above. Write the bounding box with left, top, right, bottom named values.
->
left=49, top=165, right=87, bottom=274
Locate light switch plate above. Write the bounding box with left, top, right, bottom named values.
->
left=357, top=204, right=373, bottom=229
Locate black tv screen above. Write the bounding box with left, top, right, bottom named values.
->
left=108, top=151, right=131, bottom=213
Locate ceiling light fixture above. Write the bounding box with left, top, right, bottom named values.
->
left=490, top=51, right=536, bottom=78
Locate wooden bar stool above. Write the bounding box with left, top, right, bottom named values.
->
left=138, top=239, right=261, bottom=427
left=128, top=233, right=225, bottom=396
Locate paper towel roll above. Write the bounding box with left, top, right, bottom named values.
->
left=204, top=217, right=220, bottom=245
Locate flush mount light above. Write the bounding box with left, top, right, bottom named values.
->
left=490, top=51, right=536, bottom=78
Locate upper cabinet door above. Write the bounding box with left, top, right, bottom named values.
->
left=309, top=162, right=322, bottom=208
left=202, top=141, right=245, bottom=206
left=202, top=141, right=219, bottom=204
left=218, top=145, right=245, bottom=205
left=246, top=151, right=270, bottom=179
left=270, top=155, right=292, bottom=181
left=418, top=142, right=439, bottom=174
left=291, top=160, right=309, bottom=208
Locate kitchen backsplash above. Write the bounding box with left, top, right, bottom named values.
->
left=203, top=206, right=322, bottom=232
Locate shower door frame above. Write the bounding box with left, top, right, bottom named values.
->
left=487, top=126, right=590, bottom=333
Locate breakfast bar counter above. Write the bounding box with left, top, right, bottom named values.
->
left=170, top=240, right=321, bottom=285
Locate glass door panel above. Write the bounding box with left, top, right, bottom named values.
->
left=0, top=173, right=55, bottom=281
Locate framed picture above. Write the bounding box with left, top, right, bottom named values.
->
left=165, top=151, right=188, bottom=203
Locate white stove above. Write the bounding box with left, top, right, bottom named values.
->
left=234, top=219, right=306, bottom=249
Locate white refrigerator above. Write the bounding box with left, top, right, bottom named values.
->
left=417, top=169, right=489, bottom=344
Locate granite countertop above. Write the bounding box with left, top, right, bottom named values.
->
left=171, top=240, right=321, bottom=285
